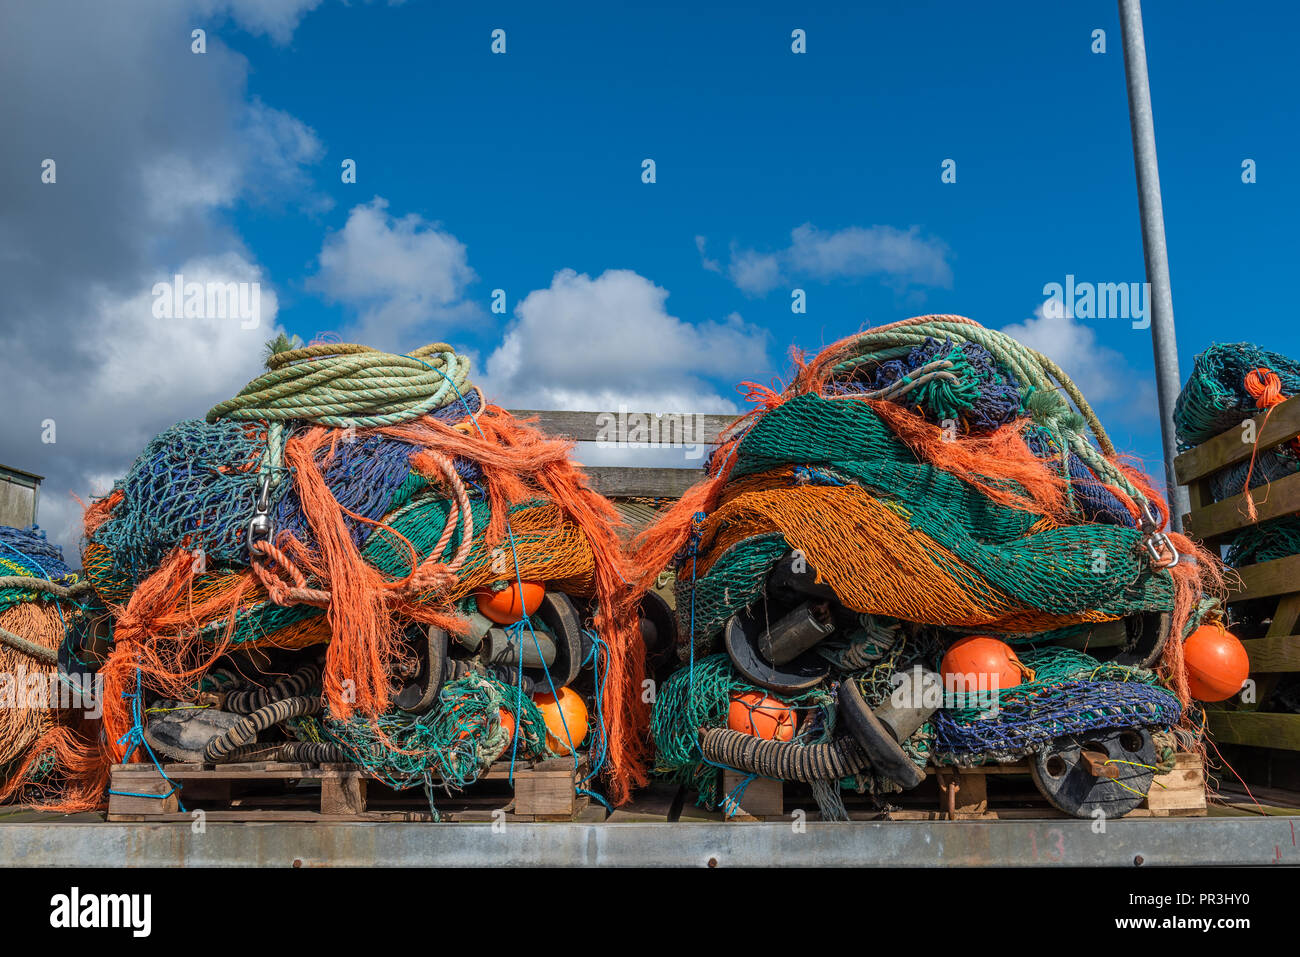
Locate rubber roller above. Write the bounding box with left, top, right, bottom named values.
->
left=480, top=627, right=557, bottom=669
left=394, top=625, right=449, bottom=714
left=724, top=608, right=830, bottom=694
left=698, top=727, right=869, bottom=782
left=758, top=601, right=835, bottom=666
left=837, top=670, right=940, bottom=790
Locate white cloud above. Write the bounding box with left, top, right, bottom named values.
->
left=999, top=305, right=1156, bottom=413
left=310, top=197, right=479, bottom=348
left=196, top=0, right=325, bottom=45
left=5, top=254, right=286, bottom=556
left=0, top=0, right=342, bottom=559
left=716, top=223, right=952, bottom=296
left=728, top=248, right=784, bottom=295
left=694, top=235, right=721, bottom=274
left=481, top=269, right=768, bottom=413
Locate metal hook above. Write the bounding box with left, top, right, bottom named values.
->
left=246, top=474, right=274, bottom=553
left=1137, top=498, right=1178, bottom=568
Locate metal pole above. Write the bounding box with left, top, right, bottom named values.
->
left=1117, top=0, right=1189, bottom=531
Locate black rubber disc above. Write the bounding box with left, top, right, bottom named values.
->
left=394, top=624, right=449, bottom=714
left=1112, top=612, right=1171, bottom=669
left=1029, top=728, right=1157, bottom=819
left=530, top=592, right=584, bottom=688
left=638, top=589, right=678, bottom=684
left=724, top=607, right=829, bottom=694
left=838, top=678, right=925, bottom=789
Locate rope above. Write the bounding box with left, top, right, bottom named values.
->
left=206, top=343, right=474, bottom=428
left=0, top=625, right=58, bottom=665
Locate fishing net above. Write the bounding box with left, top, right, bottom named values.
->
left=1175, top=340, right=1300, bottom=574
left=1174, top=342, right=1300, bottom=448
left=314, top=672, right=552, bottom=817
left=2, top=339, right=649, bottom=812
left=0, top=527, right=104, bottom=806
left=630, top=315, right=1221, bottom=809
left=930, top=647, right=1180, bottom=760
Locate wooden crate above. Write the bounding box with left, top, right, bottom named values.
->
left=106, top=757, right=596, bottom=823
left=711, top=754, right=1207, bottom=822
left=1175, top=394, right=1300, bottom=782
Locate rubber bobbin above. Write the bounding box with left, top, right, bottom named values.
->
left=724, top=607, right=829, bottom=694
left=837, top=678, right=926, bottom=789
left=1029, top=728, right=1157, bottom=819
left=394, top=624, right=449, bottom=714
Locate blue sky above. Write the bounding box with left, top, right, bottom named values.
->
left=234, top=0, right=1296, bottom=458
left=1, top=0, right=1295, bottom=551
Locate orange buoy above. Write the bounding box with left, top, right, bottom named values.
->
left=1184, top=623, right=1250, bottom=702
left=499, top=708, right=516, bottom=741
left=727, top=691, right=797, bottom=741
left=533, top=687, right=588, bottom=755
left=940, top=635, right=1033, bottom=693
left=474, top=581, right=546, bottom=625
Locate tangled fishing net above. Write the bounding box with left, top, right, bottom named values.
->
left=1175, top=341, right=1300, bottom=568
left=0, top=527, right=105, bottom=806
left=1174, top=337, right=1300, bottom=743
left=1, top=338, right=650, bottom=813
left=629, top=315, right=1224, bottom=813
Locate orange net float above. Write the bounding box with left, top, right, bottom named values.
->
left=474, top=581, right=546, bottom=625
left=534, top=686, right=588, bottom=755
left=1183, top=622, right=1250, bottom=702
left=727, top=690, right=797, bottom=741
left=940, top=635, right=1035, bottom=693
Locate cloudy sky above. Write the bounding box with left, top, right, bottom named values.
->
left=1, top=0, right=1296, bottom=557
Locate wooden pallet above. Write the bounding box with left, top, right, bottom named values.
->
left=1175, top=394, right=1300, bottom=785
left=107, top=757, right=596, bottom=823
left=710, top=753, right=1207, bottom=822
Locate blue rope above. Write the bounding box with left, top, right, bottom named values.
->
left=105, top=668, right=186, bottom=810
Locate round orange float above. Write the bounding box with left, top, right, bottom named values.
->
left=474, top=581, right=546, bottom=624
left=1184, top=623, right=1250, bottom=702
left=499, top=708, right=516, bottom=741
left=533, top=686, right=588, bottom=755
left=727, top=691, right=797, bottom=741
left=940, top=635, right=1034, bottom=693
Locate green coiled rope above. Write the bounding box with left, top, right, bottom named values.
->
left=206, top=342, right=475, bottom=429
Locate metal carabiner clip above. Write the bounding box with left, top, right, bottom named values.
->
left=1144, top=532, right=1180, bottom=569
left=1138, top=499, right=1179, bottom=569
left=246, top=474, right=274, bottom=553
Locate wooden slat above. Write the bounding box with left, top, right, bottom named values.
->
left=1183, top=469, right=1300, bottom=542
left=508, top=409, right=734, bottom=444
left=1239, top=635, right=1300, bottom=673
left=583, top=466, right=704, bottom=498
left=1144, top=753, right=1207, bottom=814
left=1234, top=554, right=1300, bottom=602
left=1173, top=395, right=1300, bottom=484
left=1208, top=712, right=1300, bottom=751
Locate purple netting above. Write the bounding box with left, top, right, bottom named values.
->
left=275, top=434, right=417, bottom=550
left=933, top=679, right=1180, bottom=756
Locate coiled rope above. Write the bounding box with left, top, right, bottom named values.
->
left=206, top=343, right=476, bottom=429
